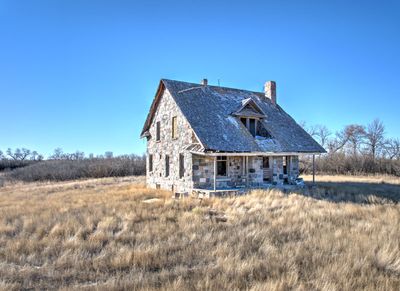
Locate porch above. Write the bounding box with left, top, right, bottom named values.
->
left=191, top=153, right=310, bottom=194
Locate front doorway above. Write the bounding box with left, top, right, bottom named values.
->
left=283, top=156, right=290, bottom=183
left=263, top=157, right=272, bottom=182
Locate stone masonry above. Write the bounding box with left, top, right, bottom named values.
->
left=146, top=88, right=197, bottom=193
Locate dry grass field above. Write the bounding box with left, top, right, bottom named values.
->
left=0, top=175, right=399, bottom=290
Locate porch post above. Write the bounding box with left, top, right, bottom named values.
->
left=213, top=156, right=217, bottom=191
left=312, top=154, right=315, bottom=184
left=246, top=156, right=249, bottom=187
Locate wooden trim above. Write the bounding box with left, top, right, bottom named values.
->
left=213, top=156, right=217, bottom=191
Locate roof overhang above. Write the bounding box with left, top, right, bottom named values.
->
left=140, top=80, right=165, bottom=138
left=190, top=151, right=325, bottom=156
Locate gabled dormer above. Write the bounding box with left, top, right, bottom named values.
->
left=232, top=98, right=270, bottom=138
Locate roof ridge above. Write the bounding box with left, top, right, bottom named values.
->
left=161, top=78, right=264, bottom=96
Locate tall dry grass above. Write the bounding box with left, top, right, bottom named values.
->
left=0, top=176, right=399, bottom=290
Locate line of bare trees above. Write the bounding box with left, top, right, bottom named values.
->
left=300, top=119, right=400, bottom=175
left=0, top=148, right=146, bottom=182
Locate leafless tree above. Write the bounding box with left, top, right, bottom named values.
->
left=313, top=125, right=332, bottom=148
left=6, top=148, right=31, bottom=160
left=105, top=151, right=113, bottom=159
left=70, top=151, right=85, bottom=160
left=328, top=129, right=349, bottom=153
left=0, top=150, right=4, bottom=160
left=50, top=148, right=64, bottom=160
left=385, top=138, right=400, bottom=160
left=365, top=119, right=385, bottom=159
left=30, top=151, right=39, bottom=161
left=344, top=124, right=366, bottom=156
left=299, top=121, right=318, bottom=137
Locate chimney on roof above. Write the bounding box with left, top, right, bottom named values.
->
left=264, top=81, right=277, bottom=105
left=201, top=78, right=208, bottom=86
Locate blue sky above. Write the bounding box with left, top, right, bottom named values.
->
left=0, top=0, right=399, bottom=156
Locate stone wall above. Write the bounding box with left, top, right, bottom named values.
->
left=271, top=156, right=300, bottom=185
left=192, top=155, right=267, bottom=188
left=192, top=155, right=214, bottom=189
left=146, top=88, right=197, bottom=193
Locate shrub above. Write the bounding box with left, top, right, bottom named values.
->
left=5, top=156, right=146, bottom=182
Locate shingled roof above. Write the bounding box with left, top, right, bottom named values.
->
left=141, top=79, right=326, bottom=154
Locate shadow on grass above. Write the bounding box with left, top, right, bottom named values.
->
left=299, top=181, right=400, bottom=204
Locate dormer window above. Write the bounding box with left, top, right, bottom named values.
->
left=241, top=118, right=257, bottom=137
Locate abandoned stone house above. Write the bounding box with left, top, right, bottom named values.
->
left=140, top=79, right=325, bottom=194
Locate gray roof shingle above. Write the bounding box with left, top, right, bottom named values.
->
left=142, top=79, right=326, bottom=153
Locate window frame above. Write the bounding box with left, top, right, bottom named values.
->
left=216, top=156, right=227, bottom=177
left=172, top=116, right=178, bottom=139
left=149, top=154, right=153, bottom=172
left=240, top=117, right=258, bottom=137
left=165, top=155, right=170, bottom=177
left=179, top=153, right=184, bottom=178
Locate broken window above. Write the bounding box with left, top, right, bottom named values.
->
left=165, top=155, right=170, bottom=177
left=263, top=156, right=270, bottom=168
left=249, top=119, right=256, bottom=137
left=217, top=156, right=227, bottom=176
left=156, top=121, right=161, bottom=141
left=172, top=116, right=178, bottom=139
left=240, top=117, right=257, bottom=137
left=239, top=117, right=271, bottom=138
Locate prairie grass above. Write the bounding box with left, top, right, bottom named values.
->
left=0, top=175, right=399, bottom=290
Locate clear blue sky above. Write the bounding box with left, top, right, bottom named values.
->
left=0, top=0, right=399, bottom=156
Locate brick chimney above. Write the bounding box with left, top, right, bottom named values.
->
left=201, top=78, right=208, bottom=86
left=264, top=81, right=276, bottom=105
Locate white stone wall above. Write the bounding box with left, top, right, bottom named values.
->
left=146, top=89, right=196, bottom=192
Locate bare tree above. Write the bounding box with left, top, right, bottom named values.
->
left=0, top=150, right=4, bottom=160
left=6, top=148, right=31, bottom=160
left=385, top=138, right=400, bottom=160
left=313, top=125, right=332, bottom=148
left=50, top=148, right=64, bottom=160
left=328, top=129, right=349, bottom=154
left=105, top=151, right=113, bottom=159
left=344, top=124, right=366, bottom=156
left=30, top=151, right=39, bottom=161
left=299, top=121, right=318, bottom=137
left=70, top=151, right=85, bottom=160
left=365, top=119, right=386, bottom=159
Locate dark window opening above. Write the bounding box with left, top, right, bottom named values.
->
left=283, top=156, right=289, bottom=175
left=217, top=156, right=227, bottom=176
left=149, top=154, right=153, bottom=172
left=165, top=155, right=170, bottom=177
left=156, top=121, right=161, bottom=141
left=240, top=117, right=259, bottom=137
left=179, top=154, right=184, bottom=178
left=249, top=119, right=256, bottom=137
left=263, top=157, right=270, bottom=168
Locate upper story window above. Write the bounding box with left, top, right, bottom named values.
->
left=240, top=118, right=257, bottom=137
left=172, top=116, right=178, bottom=139
left=156, top=121, right=161, bottom=141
